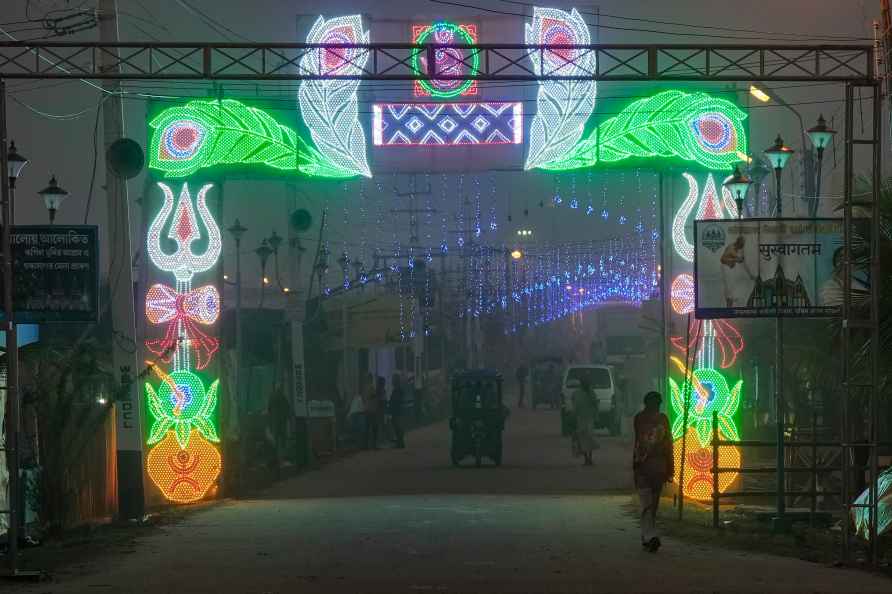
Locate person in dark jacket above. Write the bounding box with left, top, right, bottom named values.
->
left=389, top=373, right=406, bottom=448
left=633, top=391, right=674, bottom=553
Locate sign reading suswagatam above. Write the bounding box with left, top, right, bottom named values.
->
left=694, top=218, right=860, bottom=319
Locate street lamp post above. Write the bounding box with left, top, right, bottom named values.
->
left=764, top=134, right=794, bottom=531
left=37, top=175, right=70, bottom=224
left=2, top=136, right=27, bottom=575
left=226, top=219, right=246, bottom=494
left=806, top=115, right=837, bottom=216
left=724, top=165, right=754, bottom=221
left=255, top=238, right=273, bottom=308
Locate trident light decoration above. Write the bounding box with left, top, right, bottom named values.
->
left=145, top=182, right=222, bottom=503
left=411, top=22, right=479, bottom=98
left=672, top=173, right=739, bottom=263
left=524, top=7, right=597, bottom=170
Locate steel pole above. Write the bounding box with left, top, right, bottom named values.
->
left=814, top=149, right=824, bottom=215
left=774, top=166, right=786, bottom=527
left=234, top=237, right=242, bottom=491
left=99, top=0, right=144, bottom=521
left=1, top=79, right=21, bottom=573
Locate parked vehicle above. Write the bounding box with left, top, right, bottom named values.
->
left=560, top=365, right=619, bottom=436
left=449, top=370, right=507, bottom=467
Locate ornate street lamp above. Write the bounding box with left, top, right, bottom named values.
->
left=38, top=175, right=70, bottom=224
left=723, top=166, right=753, bottom=220
left=764, top=135, right=795, bottom=218
left=7, top=141, right=28, bottom=187
left=806, top=114, right=837, bottom=206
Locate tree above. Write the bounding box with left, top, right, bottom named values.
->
left=22, top=338, right=117, bottom=532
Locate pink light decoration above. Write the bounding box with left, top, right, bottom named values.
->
left=671, top=318, right=744, bottom=369
left=145, top=283, right=221, bottom=370
left=671, top=273, right=695, bottom=315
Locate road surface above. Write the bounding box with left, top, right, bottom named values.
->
left=18, top=406, right=891, bottom=593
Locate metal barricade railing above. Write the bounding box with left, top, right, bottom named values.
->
left=708, top=411, right=889, bottom=534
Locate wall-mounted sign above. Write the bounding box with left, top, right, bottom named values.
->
left=0, top=225, right=99, bottom=322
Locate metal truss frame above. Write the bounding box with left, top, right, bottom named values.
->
left=0, top=41, right=876, bottom=81
left=0, top=39, right=884, bottom=569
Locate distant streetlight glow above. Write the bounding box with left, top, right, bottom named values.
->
left=749, top=85, right=771, bottom=103
left=510, top=249, right=523, bottom=260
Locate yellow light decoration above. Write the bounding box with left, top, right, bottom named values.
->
left=673, top=427, right=740, bottom=502
left=146, top=430, right=221, bottom=504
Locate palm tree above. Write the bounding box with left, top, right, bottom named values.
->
left=842, top=176, right=892, bottom=437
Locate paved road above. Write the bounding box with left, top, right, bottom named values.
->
left=21, top=407, right=891, bottom=593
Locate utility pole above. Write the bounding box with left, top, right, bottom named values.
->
left=1, top=79, right=22, bottom=575
left=99, top=0, right=144, bottom=520
left=287, top=186, right=311, bottom=466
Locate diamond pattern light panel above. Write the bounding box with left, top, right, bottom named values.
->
left=373, top=102, right=523, bottom=146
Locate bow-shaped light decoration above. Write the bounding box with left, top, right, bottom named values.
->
left=670, top=318, right=744, bottom=370
left=145, top=283, right=220, bottom=370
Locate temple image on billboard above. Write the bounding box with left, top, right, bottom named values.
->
left=746, top=266, right=810, bottom=309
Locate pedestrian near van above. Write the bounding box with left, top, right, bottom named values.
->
left=572, top=377, right=598, bottom=465
left=633, top=391, right=674, bottom=553
left=390, top=373, right=406, bottom=449
left=362, top=373, right=379, bottom=449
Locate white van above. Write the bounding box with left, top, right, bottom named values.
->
left=560, top=365, right=619, bottom=436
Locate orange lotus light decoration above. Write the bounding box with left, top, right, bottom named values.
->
left=146, top=430, right=221, bottom=504
left=673, top=427, right=740, bottom=502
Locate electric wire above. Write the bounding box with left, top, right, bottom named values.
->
left=174, top=0, right=254, bottom=42
left=9, top=93, right=99, bottom=120
left=496, top=0, right=873, bottom=41
left=426, top=0, right=872, bottom=43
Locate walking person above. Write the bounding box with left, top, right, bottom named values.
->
left=362, top=373, right=379, bottom=449
left=572, top=377, right=598, bottom=465
left=389, top=373, right=406, bottom=449
left=375, top=375, right=387, bottom=445
left=633, top=391, right=674, bottom=553
left=516, top=363, right=528, bottom=408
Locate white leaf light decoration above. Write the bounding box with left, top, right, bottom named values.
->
left=524, top=7, right=597, bottom=170
left=298, top=15, right=372, bottom=178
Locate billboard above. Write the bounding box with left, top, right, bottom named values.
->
left=0, top=225, right=99, bottom=322
left=694, top=218, right=855, bottom=318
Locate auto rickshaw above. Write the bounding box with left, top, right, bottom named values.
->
left=449, top=370, right=507, bottom=467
